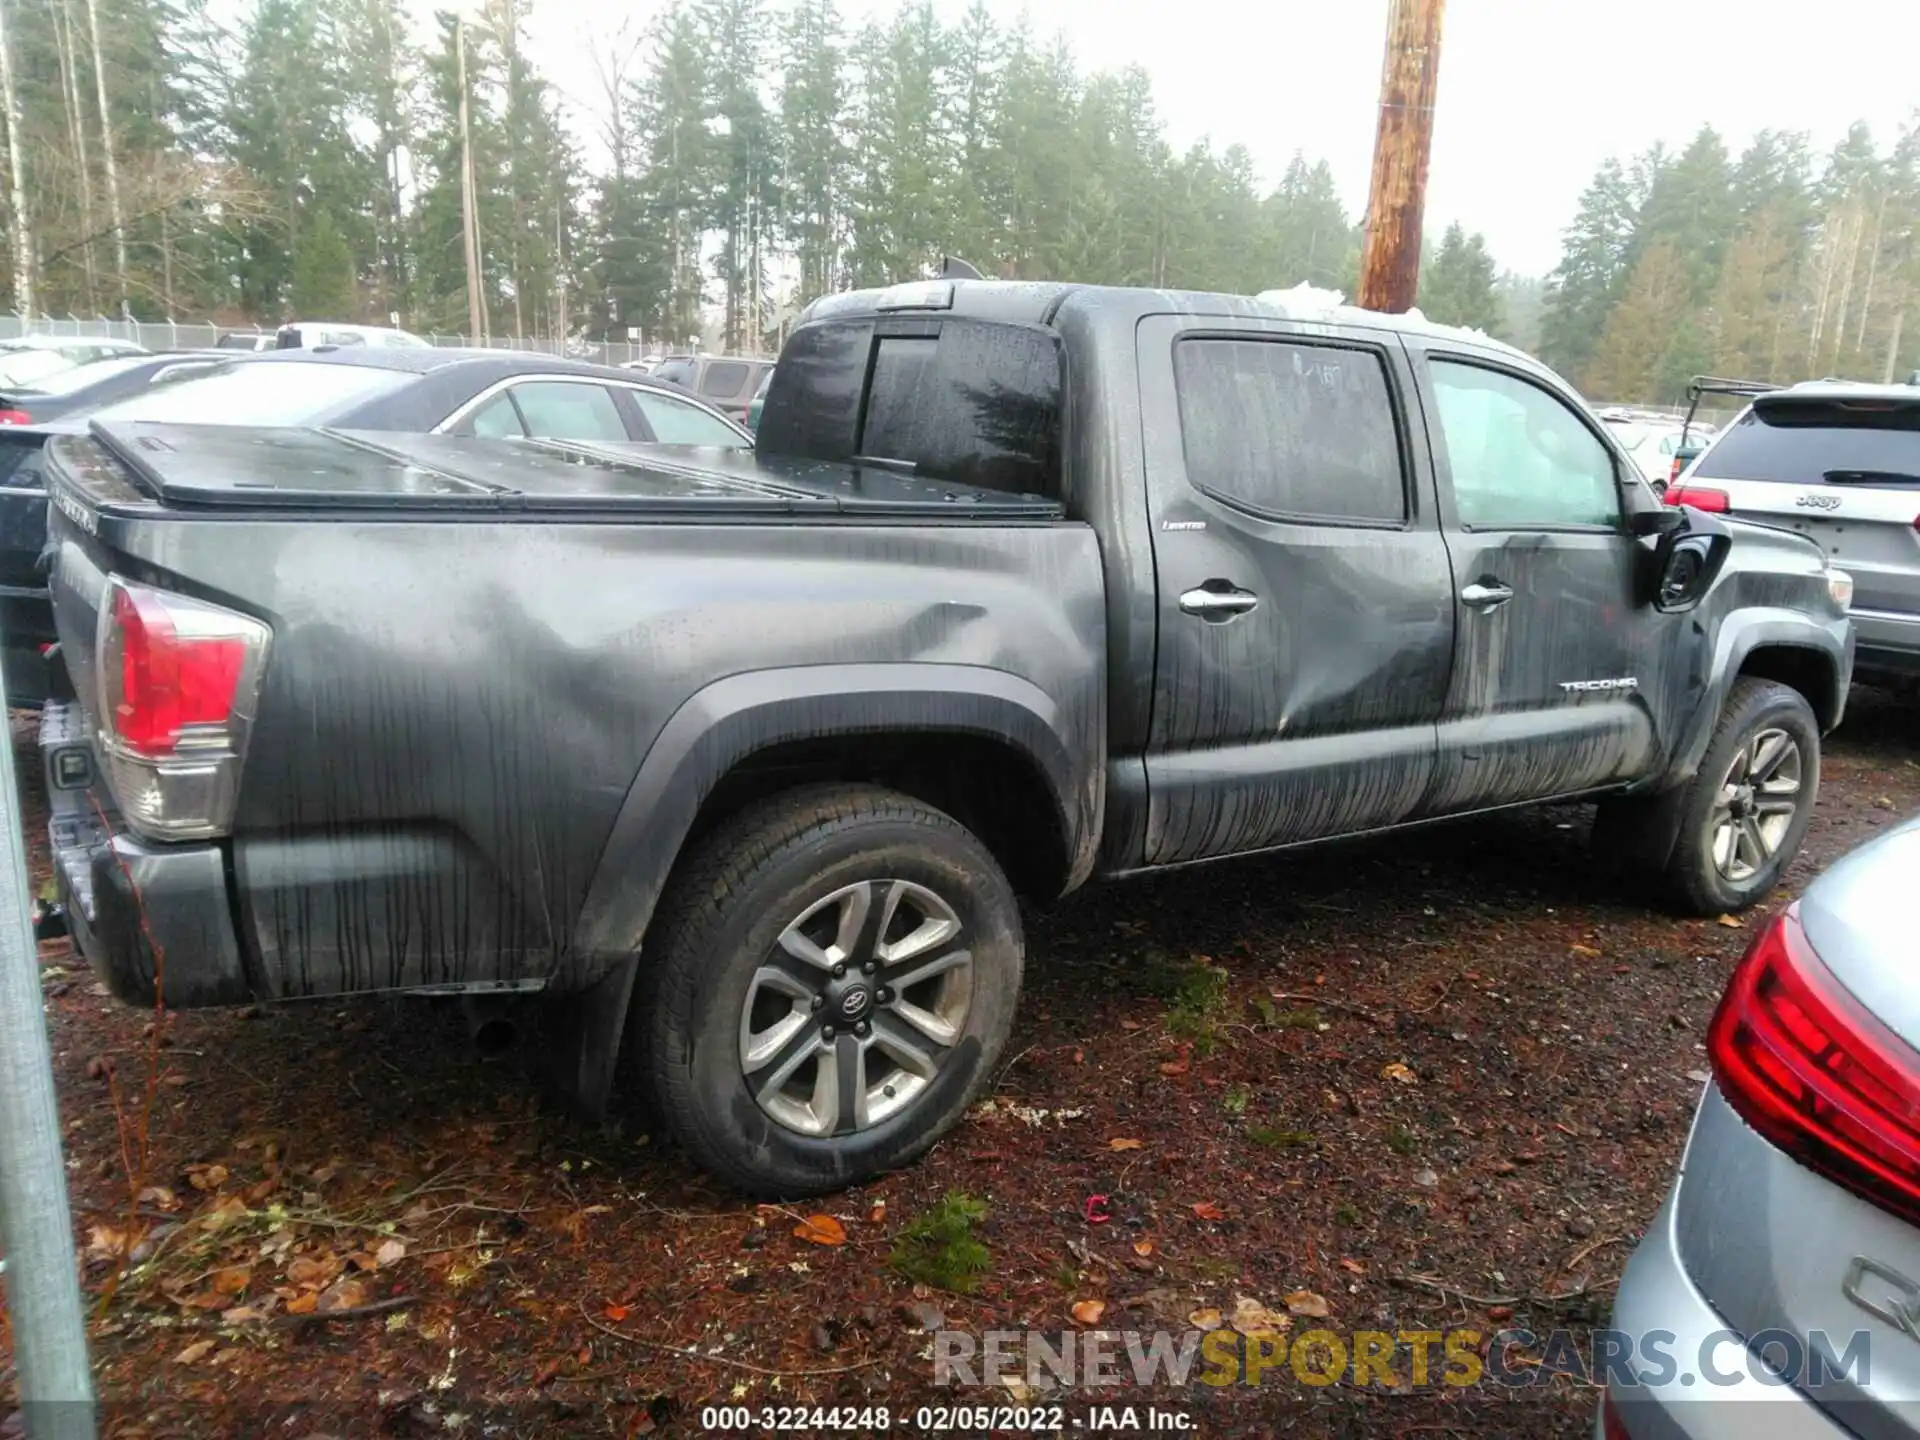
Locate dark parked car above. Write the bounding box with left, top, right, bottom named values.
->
left=37, top=279, right=1852, bottom=1197
left=651, top=353, right=775, bottom=423
left=0, top=351, right=227, bottom=425
left=0, top=348, right=752, bottom=704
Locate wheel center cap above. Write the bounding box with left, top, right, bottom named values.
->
left=833, top=984, right=872, bottom=1022
left=1732, top=786, right=1756, bottom=818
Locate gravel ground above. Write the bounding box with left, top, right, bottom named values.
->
left=7, top=686, right=1918, bottom=1438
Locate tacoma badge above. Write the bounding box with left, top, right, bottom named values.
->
left=1559, top=677, right=1640, bottom=694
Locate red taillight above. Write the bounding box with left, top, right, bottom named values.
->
left=95, top=579, right=270, bottom=841
left=109, top=585, right=251, bottom=756
left=1601, top=1393, right=1633, bottom=1440
left=0, top=409, right=30, bottom=425
left=1709, top=905, right=1920, bottom=1226
left=1663, top=485, right=1729, bottom=513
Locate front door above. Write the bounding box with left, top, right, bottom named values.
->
left=1411, top=348, right=1659, bottom=814
left=1137, top=316, right=1456, bottom=866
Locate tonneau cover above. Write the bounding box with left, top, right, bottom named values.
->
left=81, top=421, right=1063, bottom=519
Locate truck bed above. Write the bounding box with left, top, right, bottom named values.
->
left=79, top=421, right=1066, bottom=520
left=40, top=423, right=1104, bottom=1008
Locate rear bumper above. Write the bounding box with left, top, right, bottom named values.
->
left=1603, top=1182, right=1852, bottom=1439
left=1851, top=606, right=1920, bottom=680
left=40, top=702, right=251, bottom=1007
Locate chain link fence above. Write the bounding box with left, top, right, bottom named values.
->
left=0, top=314, right=657, bottom=367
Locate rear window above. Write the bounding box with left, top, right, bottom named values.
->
left=12, top=355, right=151, bottom=395
left=1696, top=400, right=1920, bottom=486
left=758, top=318, right=1062, bottom=499
left=653, top=359, right=696, bottom=388
left=89, top=360, right=411, bottom=426
left=698, top=361, right=750, bottom=398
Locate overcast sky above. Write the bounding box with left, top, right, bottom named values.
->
left=521, top=0, right=1920, bottom=279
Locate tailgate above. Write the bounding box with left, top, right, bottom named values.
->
left=1693, top=394, right=1920, bottom=617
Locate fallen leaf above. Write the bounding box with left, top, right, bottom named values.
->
left=1133, top=1240, right=1155, bottom=1258
left=1380, top=1062, right=1418, bottom=1085
left=199, top=1195, right=248, bottom=1231
left=1187, top=1307, right=1223, bottom=1329
left=220, top=1305, right=268, bottom=1324
left=1070, top=1299, right=1106, bottom=1326
left=603, top=1303, right=632, bottom=1323
left=1717, top=914, right=1743, bottom=929
left=1569, top=944, right=1603, bottom=958
left=138, top=1185, right=180, bottom=1212
left=1232, top=1295, right=1291, bottom=1335
left=1190, top=1201, right=1227, bottom=1222
left=867, top=1201, right=886, bottom=1225
left=1339, top=1258, right=1367, bottom=1275
left=173, top=1340, right=215, bottom=1366
left=283, top=1292, right=318, bottom=1316
left=1107, top=1138, right=1145, bottom=1152
left=1285, top=1289, right=1331, bottom=1318
left=84, top=1225, right=130, bottom=1265
left=1158, top=1059, right=1189, bottom=1077
left=209, top=1266, right=251, bottom=1296
left=187, top=1164, right=230, bottom=1191
left=317, top=1277, right=368, bottom=1313
left=373, top=1239, right=407, bottom=1269
left=1119, top=1019, right=1141, bottom=1031
left=793, top=1214, right=847, bottom=1247
left=286, top=1254, right=341, bottom=1288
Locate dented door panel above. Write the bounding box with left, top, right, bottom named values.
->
left=1136, top=313, right=1455, bottom=866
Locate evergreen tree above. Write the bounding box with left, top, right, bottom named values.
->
left=1420, top=222, right=1502, bottom=333
left=1540, top=159, right=1638, bottom=382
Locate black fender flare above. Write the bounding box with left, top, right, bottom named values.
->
left=563, top=662, right=1094, bottom=981
left=1604, top=611, right=1848, bottom=870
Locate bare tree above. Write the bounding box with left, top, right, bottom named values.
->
left=48, top=0, right=98, bottom=309
left=0, top=0, right=33, bottom=316
left=83, top=0, right=129, bottom=317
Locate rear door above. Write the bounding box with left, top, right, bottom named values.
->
left=1690, top=393, right=1920, bottom=680
left=1137, top=315, right=1455, bottom=866
left=1409, top=345, right=1661, bottom=813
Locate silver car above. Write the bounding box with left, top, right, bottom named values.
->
left=1601, top=815, right=1920, bottom=1438
left=1668, top=382, right=1920, bottom=689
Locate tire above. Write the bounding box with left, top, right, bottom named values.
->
left=1661, top=677, right=1821, bottom=916
left=636, top=784, right=1023, bottom=1198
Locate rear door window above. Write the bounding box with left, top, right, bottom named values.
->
left=466, top=393, right=526, bottom=438
left=506, top=381, right=629, bottom=441
left=1173, top=338, right=1406, bottom=523
left=1695, top=400, right=1920, bottom=486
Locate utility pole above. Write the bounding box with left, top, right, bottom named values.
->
left=1357, top=0, right=1446, bottom=313
left=456, top=16, right=485, bottom=341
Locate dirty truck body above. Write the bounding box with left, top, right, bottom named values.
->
left=38, top=281, right=1853, bottom=1194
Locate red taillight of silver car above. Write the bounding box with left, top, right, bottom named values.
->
left=94, top=577, right=271, bottom=841
left=1709, top=904, right=1920, bottom=1227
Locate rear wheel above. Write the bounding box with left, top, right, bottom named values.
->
left=1662, top=678, right=1820, bottom=915
left=637, top=784, right=1023, bottom=1197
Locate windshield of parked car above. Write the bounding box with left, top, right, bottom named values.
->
left=10, top=355, right=153, bottom=396
left=86, top=360, right=414, bottom=425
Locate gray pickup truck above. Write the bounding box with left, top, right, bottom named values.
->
left=36, top=280, right=1854, bottom=1196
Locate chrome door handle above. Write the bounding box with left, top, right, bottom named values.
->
left=1179, top=586, right=1260, bottom=620
left=1460, top=581, right=1515, bottom=611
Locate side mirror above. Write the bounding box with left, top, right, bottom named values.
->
left=1630, top=507, right=1685, bottom=538
left=1656, top=535, right=1723, bottom=612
